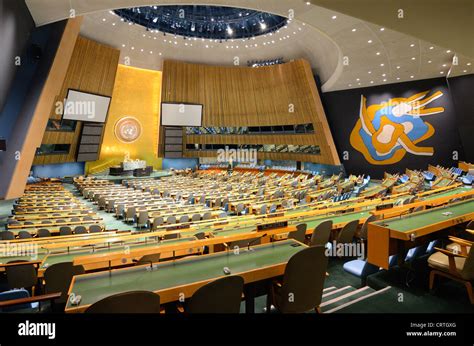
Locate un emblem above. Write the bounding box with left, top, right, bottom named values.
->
left=114, top=117, right=142, bottom=143
left=350, top=90, right=445, bottom=165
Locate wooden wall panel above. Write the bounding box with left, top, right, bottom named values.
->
left=161, top=59, right=340, bottom=165
left=33, top=36, right=120, bottom=165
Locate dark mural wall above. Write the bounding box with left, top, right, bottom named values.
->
left=447, top=74, right=474, bottom=163
left=0, top=0, right=35, bottom=115
left=322, top=77, right=466, bottom=178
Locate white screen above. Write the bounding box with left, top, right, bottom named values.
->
left=161, top=103, right=203, bottom=126
left=63, top=90, right=111, bottom=123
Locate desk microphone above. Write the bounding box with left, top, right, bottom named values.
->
left=248, top=233, right=267, bottom=251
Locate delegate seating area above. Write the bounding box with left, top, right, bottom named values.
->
left=3, top=183, right=106, bottom=239
left=0, top=164, right=473, bottom=314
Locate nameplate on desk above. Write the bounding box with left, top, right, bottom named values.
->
left=257, top=221, right=288, bottom=231
left=166, top=224, right=191, bottom=231
left=376, top=203, right=393, bottom=211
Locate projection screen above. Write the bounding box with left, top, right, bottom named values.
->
left=161, top=103, right=203, bottom=126
left=62, top=89, right=111, bottom=123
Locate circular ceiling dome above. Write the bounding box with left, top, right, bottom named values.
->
left=114, top=5, right=288, bottom=40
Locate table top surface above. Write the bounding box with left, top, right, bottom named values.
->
left=66, top=239, right=304, bottom=311
left=374, top=199, right=474, bottom=232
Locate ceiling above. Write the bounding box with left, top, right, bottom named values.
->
left=24, top=0, right=473, bottom=92
left=113, top=5, right=288, bottom=40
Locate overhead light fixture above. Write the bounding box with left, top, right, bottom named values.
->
left=227, top=26, right=234, bottom=35
left=332, top=15, right=337, bottom=19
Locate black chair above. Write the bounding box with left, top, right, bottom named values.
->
left=337, top=219, right=359, bottom=244
left=74, top=226, right=87, bottom=234
left=37, top=229, right=51, bottom=238
left=310, top=220, right=333, bottom=247
left=89, top=225, right=102, bottom=233
left=59, top=226, right=72, bottom=236
left=44, top=262, right=85, bottom=310
left=269, top=246, right=328, bottom=313
left=18, top=231, right=32, bottom=239
left=288, top=223, right=307, bottom=243
left=187, top=276, right=244, bottom=313
left=85, top=291, right=161, bottom=313
left=134, top=253, right=161, bottom=266
left=1, top=231, right=15, bottom=240
left=6, top=261, right=38, bottom=295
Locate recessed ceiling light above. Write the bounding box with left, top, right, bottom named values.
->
left=396, top=66, right=401, bottom=69
left=370, top=81, right=374, bottom=83
left=352, top=28, right=357, bottom=32
left=428, top=60, right=432, bottom=63
left=446, top=50, right=451, bottom=53
left=464, top=70, right=468, bottom=72
left=410, top=44, right=415, bottom=47
left=410, top=75, right=414, bottom=78
left=356, top=78, right=360, bottom=81
left=332, top=15, right=337, bottom=19
left=358, top=83, right=361, bottom=85
left=122, top=44, right=125, bottom=47
left=368, top=40, right=373, bottom=43
left=429, top=46, right=434, bottom=50
left=442, top=64, right=447, bottom=67
left=382, top=73, right=386, bottom=77
left=411, top=57, right=416, bottom=60
left=397, top=77, right=400, bottom=80
left=380, top=27, right=385, bottom=31
left=159, top=53, right=162, bottom=56
left=348, top=84, right=352, bottom=87
left=306, top=1, right=311, bottom=5
left=102, top=18, right=106, bottom=22
left=440, top=71, right=444, bottom=74
left=376, top=52, right=381, bottom=55
left=112, top=23, right=116, bottom=26
left=383, top=79, right=387, bottom=82
left=131, top=46, right=134, bottom=50
left=380, top=63, right=384, bottom=66
left=368, top=71, right=372, bottom=74
left=467, top=63, right=472, bottom=66
left=149, top=51, right=153, bottom=54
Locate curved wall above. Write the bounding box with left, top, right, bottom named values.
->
left=161, top=59, right=340, bottom=165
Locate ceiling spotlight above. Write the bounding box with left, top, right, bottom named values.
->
left=467, top=63, right=471, bottom=66
left=380, top=27, right=385, bottom=31
left=152, top=17, right=158, bottom=23
left=352, top=28, right=357, bottom=32
left=429, top=46, right=434, bottom=50
left=410, top=43, right=415, bottom=47
left=227, top=26, right=234, bottom=35
left=332, top=15, right=337, bottom=19
left=446, top=50, right=451, bottom=53
left=368, top=40, right=373, bottom=43
left=260, top=22, right=267, bottom=30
